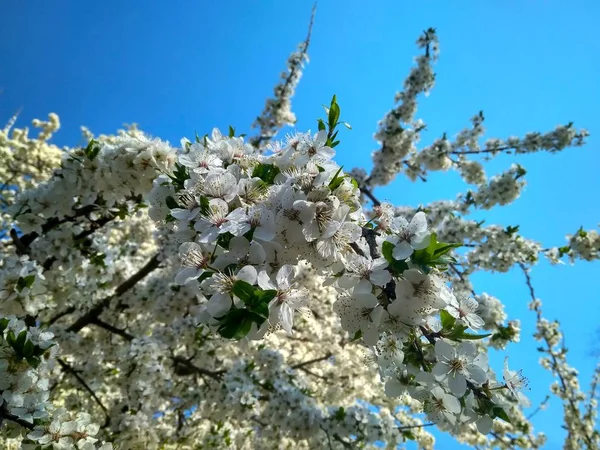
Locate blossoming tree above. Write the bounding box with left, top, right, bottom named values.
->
left=1, top=11, right=599, bottom=450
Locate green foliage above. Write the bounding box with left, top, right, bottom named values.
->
left=215, top=281, right=277, bottom=340
left=83, top=139, right=101, bottom=161
left=167, top=163, right=191, bottom=191
left=439, top=310, right=456, bottom=330
left=3, top=325, right=51, bottom=369
left=16, top=275, right=36, bottom=292
left=411, top=233, right=461, bottom=271
left=252, top=163, right=281, bottom=185
left=381, top=241, right=409, bottom=275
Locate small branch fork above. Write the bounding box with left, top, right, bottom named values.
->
left=519, top=263, right=596, bottom=449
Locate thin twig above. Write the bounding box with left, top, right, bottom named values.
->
left=291, top=353, right=333, bottom=370
left=90, top=318, right=135, bottom=341
left=66, top=254, right=160, bottom=333
left=57, top=358, right=110, bottom=427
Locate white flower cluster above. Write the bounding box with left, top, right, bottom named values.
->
left=2, top=19, right=597, bottom=450
left=250, top=7, right=315, bottom=148
left=0, top=255, right=47, bottom=317
left=10, top=134, right=175, bottom=233
left=152, top=122, right=532, bottom=437
left=369, top=28, right=439, bottom=186
left=0, top=317, right=54, bottom=429
left=545, top=226, right=600, bottom=264
left=26, top=409, right=111, bottom=450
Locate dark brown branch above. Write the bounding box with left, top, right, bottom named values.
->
left=297, top=366, right=328, bottom=380
left=362, top=227, right=381, bottom=259
left=0, top=403, right=35, bottom=430
left=519, top=263, right=596, bottom=449
left=403, top=160, right=427, bottom=182
left=291, top=353, right=332, bottom=370
left=66, top=254, right=160, bottom=333
left=170, top=356, right=225, bottom=381
left=90, top=318, right=135, bottom=341
left=9, top=228, right=28, bottom=254
left=397, top=422, right=434, bottom=431
left=359, top=187, right=381, bottom=207
left=57, top=358, right=110, bottom=427
left=250, top=4, right=316, bottom=148
left=16, top=204, right=99, bottom=252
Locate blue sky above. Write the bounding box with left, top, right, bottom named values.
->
left=1, top=1, right=599, bottom=448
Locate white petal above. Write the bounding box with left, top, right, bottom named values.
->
left=432, top=362, right=449, bottom=380
left=448, top=373, right=467, bottom=397
left=467, top=364, right=488, bottom=384
left=384, top=379, right=404, bottom=398
left=392, top=241, right=413, bottom=260
left=257, top=271, right=276, bottom=290
left=435, top=339, right=456, bottom=361
left=207, top=293, right=232, bottom=317
left=174, top=267, right=202, bottom=285
left=276, top=265, right=295, bottom=290
left=476, top=415, right=493, bottom=434
left=369, top=269, right=391, bottom=287
left=354, top=293, right=378, bottom=308
left=237, top=265, right=257, bottom=285
left=409, top=212, right=428, bottom=234
left=442, top=393, right=462, bottom=414
left=457, top=341, right=476, bottom=358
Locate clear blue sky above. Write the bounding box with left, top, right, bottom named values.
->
left=1, top=2, right=599, bottom=448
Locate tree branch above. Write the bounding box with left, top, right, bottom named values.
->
left=90, top=317, right=135, bottom=341
left=66, top=254, right=160, bottom=333
left=0, top=403, right=35, bottom=430
left=291, top=353, right=332, bottom=370
left=170, top=356, right=225, bottom=381
left=57, top=358, right=110, bottom=427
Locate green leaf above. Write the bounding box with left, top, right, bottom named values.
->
left=197, top=271, right=214, bottom=284
left=199, top=195, right=210, bottom=215
left=228, top=125, right=235, bottom=137
left=440, top=310, right=456, bottom=330
left=333, top=407, right=346, bottom=421
left=459, top=332, right=492, bottom=340
left=252, top=163, right=281, bottom=185
left=16, top=275, right=36, bottom=292
left=231, top=280, right=255, bottom=302
left=6, top=330, right=16, bottom=346
left=90, top=253, right=107, bottom=268
left=216, top=309, right=265, bottom=340
left=328, top=97, right=340, bottom=128
left=381, top=241, right=409, bottom=275
left=23, top=340, right=35, bottom=358
left=167, top=163, right=191, bottom=191
left=216, top=232, right=235, bottom=250
left=0, top=318, right=9, bottom=332
left=504, top=225, right=520, bottom=236
left=403, top=431, right=416, bottom=441
left=83, top=139, right=101, bottom=161
left=491, top=406, right=512, bottom=424
left=447, top=324, right=491, bottom=341
left=26, top=356, right=41, bottom=369
left=317, top=118, right=326, bottom=131
left=255, top=289, right=277, bottom=304
left=382, top=241, right=395, bottom=263
left=328, top=167, right=345, bottom=191
left=16, top=330, right=27, bottom=351
left=412, top=233, right=460, bottom=269
left=350, top=330, right=363, bottom=342
left=165, top=196, right=179, bottom=210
